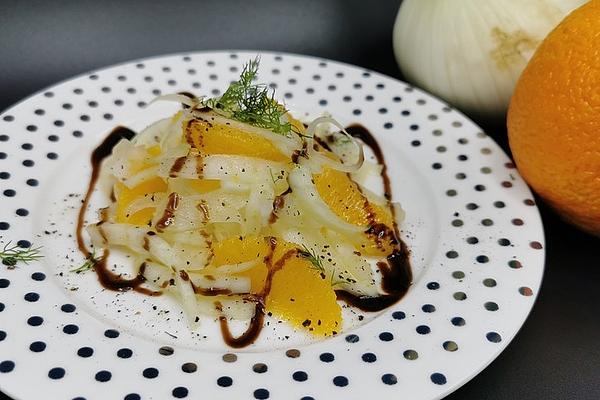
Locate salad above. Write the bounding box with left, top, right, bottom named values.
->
left=76, top=59, right=411, bottom=347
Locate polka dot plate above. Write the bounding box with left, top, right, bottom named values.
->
left=0, top=51, right=544, bottom=400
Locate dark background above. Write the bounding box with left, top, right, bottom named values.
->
left=1, top=1, right=599, bottom=399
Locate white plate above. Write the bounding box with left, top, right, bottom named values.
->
left=0, top=51, right=544, bottom=400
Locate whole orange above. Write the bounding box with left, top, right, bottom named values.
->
left=507, top=0, right=600, bottom=236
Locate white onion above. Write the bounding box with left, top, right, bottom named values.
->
left=305, top=116, right=364, bottom=173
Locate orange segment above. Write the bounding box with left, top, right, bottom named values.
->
left=210, top=236, right=270, bottom=293
left=114, top=177, right=167, bottom=224
left=186, top=119, right=288, bottom=162
left=115, top=177, right=167, bottom=225
left=266, top=249, right=341, bottom=336
left=314, top=167, right=395, bottom=254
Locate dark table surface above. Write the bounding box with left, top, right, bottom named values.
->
left=1, top=1, right=599, bottom=399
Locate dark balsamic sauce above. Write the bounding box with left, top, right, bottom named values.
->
left=333, top=124, right=412, bottom=311
left=77, top=126, right=160, bottom=296
left=155, top=192, right=179, bottom=232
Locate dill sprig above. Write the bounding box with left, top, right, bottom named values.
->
left=71, top=251, right=101, bottom=273
left=298, top=244, right=325, bottom=273
left=0, top=242, right=43, bottom=267
left=204, top=58, right=291, bottom=135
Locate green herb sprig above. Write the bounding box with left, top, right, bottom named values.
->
left=71, top=251, right=101, bottom=273
left=204, top=58, right=291, bottom=135
left=0, top=242, right=43, bottom=268
left=298, top=244, right=325, bottom=273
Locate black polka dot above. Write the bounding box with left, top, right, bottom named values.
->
left=483, top=278, right=497, bottom=287
left=48, top=367, right=65, bottom=379
left=432, top=163, right=442, bottom=170
left=293, top=371, right=308, bottom=382
left=16, top=208, right=29, bottom=217
left=486, top=332, right=502, bottom=343
left=159, top=346, right=174, bottom=356
left=362, top=352, right=377, bottom=363
left=0, top=331, right=6, bottom=341
left=2, top=115, right=14, bottom=121
left=124, top=394, right=141, bottom=400
left=252, top=363, right=267, bottom=373
left=333, top=376, right=349, bottom=387
left=24, top=292, right=39, bottom=302
left=446, top=250, right=458, bottom=259
left=29, top=341, right=46, bottom=352
left=0, top=360, right=14, bottom=374
left=61, top=304, right=76, bottom=313
left=117, top=348, right=132, bottom=358
left=451, top=219, right=463, bottom=227
left=345, top=334, right=359, bottom=343
left=443, top=341, right=458, bottom=352
left=48, top=135, right=59, bottom=142
left=63, top=324, right=79, bottom=334
left=73, top=130, right=83, bottom=138
left=3, top=189, right=16, bottom=197
left=416, top=325, right=430, bottom=334
left=0, top=222, right=9, bottom=230
left=181, top=362, right=197, bottom=373
left=0, top=279, right=9, bottom=288
left=384, top=122, right=393, bottom=129
left=392, top=311, right=406, bottom=319
left=467, top=204, right=480, bottom=212
left=80, top=114, right=90, bottom=122
left=498, top=238, right=511, bottom=246
left=26, top=125, right=37, bottom=132
left=453, top=292, right=467, bottom=300
left=95, top=370, right=111, bottom=382
left=411, top=140, right=421, bottom=147
left=494, top=201, right=506, bottom=208
left=31, top=272, right=45, bottom=281
left=378, top=107, right=387, bottom=114
left=466, top=236, right=479, bottom=244
left=143, top=367, right=159, bottom=379
left=427, top=282, right=440, bottom=290
left=77, top=347, right=93, bottom=358
left=379, top=332, right=394, bottom=341
left=300, top=397, right=314, bottom=400
left=27, top=316, right=43, bottom=326
left=382, top=373, right=397, bottom=385
left=476, top=255, right=489, bottom=263
left=508, top=260, right=522, bottom=269
left=352, top=109, right=362, bottom=116
left=451, top=317, right=465, bottom=326
left=319, top=352, right=334, bottom=362
left=306, top=88, right=314, bottom=94
left=0, top=303, right=4, bottom=312
left=342, top=95, right=351, bottom=102
left=21, top=142, right=33, bottom=150
left=410, top=124, right=419, bottom=131
left=481, top=218, right=494, bottom=226
left=484, top=302, right=499, bottom=311
left=0, top=172, right=9, bottom=179
left=319, top=99, right=327, bottom=106
left=104, top=329, right=119, bottom=338
left=217, top=376, right=233, bottom=387
left=474, top=184, right=486, bottom=191
left=403, top=350, right=418, bottom=360
left=431, top=373, right=447, bottom=385
left=253, top=389, right=269, bottom=399
left=422, top=304, right=436, bottom=313
left=62, top=103, right=73, bottom=110
left=53, top=120, right=64, bottom=127
left=0, top=153, right=5, bottom=160
left=285, top=349, right=300, bottom=358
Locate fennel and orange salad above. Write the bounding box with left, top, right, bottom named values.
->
left=77, top=59, right=411, bottom=346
